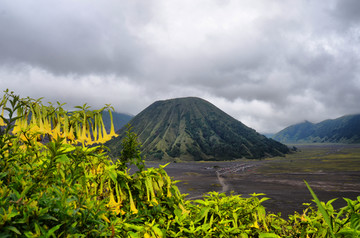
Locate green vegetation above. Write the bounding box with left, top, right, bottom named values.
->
left=258, top=145, right=360, bottom=173
left=1, top=92, right=359, bottom=237
left=107, top=97, right=289, bottom=161
left=273, top=114, right=360, bottom=143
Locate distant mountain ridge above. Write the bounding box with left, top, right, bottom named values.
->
left=107, top=97, right=289, bottom=161
left=273, top=114, right=360, bottom=143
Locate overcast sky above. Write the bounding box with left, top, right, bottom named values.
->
left=1, top=0, right=360, bottom=133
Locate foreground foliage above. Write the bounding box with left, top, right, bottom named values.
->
left=0, top=91, right=359, bottom=237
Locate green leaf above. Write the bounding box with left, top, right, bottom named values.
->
left=250, top=193, right=266, bottom=197
left=159, top=163, right=170, bottom=169
left=46, top=224, right=62, bottom=238
left=106, top=166, right=118, bottom=183
left=337, top=228, right=360, bottom=236
left=350, top=213, right=360, bottom=230
left=125, top=224, right=144, bottom=232
left=343, top=197, right=355, bottom=212
left=60, top=144, right=76, bottom=153
left=259, top=197, right=270, bottom=203
left=196, top=207, right=210, bottom=224
left=152, top=226, right=164, bottom=237
left=6, top=226, right=21, bottom=235
left=34, top=223, right=42, bottom=236
left=259, top=233, right=280, bottom=238
left=0, top=172, right=8, bottom=180
left=326, top=198, right=337, bottom=206
left=304, top=180, right=336, bottom=238
left=128, top=231, right=140, bottom=238
left=56, top=154, right=70, bottom=164
left=24, top=231, right=36, bottom=237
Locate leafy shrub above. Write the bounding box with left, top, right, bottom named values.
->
left=0, top=91, right=184, bottom=237
left=1, top=90, right=359, bottom=237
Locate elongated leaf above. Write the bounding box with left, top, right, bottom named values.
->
left=304, top=180, right=336, bottom=238
left=106, top=166, right=118, bottom=183
left=350, top=213, right=360, bottom=230
left=152, top=226, right=163, bottom=237
left=6, top=226, right=21, bottom=235
left=259, top=233, right=280, bottom=238
left=343, top=197, right=355, bottom=212
left=46, top=224, right=62, bottom=237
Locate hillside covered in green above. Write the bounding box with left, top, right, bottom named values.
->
left=273, top=114, right=360, bottom=143
left=107, top=97, right=289, bottom=161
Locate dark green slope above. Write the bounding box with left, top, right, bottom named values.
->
left=273, top=114, right=360, bottom=143
left=107, top=97, right=289, bottom=161
left=272, top=121, right=316, bottom=143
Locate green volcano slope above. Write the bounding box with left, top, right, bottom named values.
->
left=273, top=114, right=360, bottom=144
left=107, top=97, right=289, bottom=161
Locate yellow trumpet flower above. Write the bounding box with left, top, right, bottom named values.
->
left=43, top=117, right=52, bottom=134
left=67, top=126, right=75, bottom=141
left=12, top=119, right=22, bottom=135
left=0, top=117, right=5, bottom=126
left=128, top=190, right=138, bottom=214
left=107, top=191, right=122, bottom=215
left=93, top=114, right=99, bottom=141
left=108, top=110, right=118, bottom=138
left=0, top=108, right=6, bottom=126
left=62, top=115, right=69, bottom=138
left=100, top=116, right=111, bottom=142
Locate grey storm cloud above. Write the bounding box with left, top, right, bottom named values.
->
left=333, top=0, right=360, bottom=27
left=0, top=0, right=146, bottom=75
left=0, top=0, right=359, bottom=133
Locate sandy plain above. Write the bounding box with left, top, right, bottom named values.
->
left=146, top=144, right=360, bottom=218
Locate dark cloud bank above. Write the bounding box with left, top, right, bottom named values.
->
left=0, top=0, right=359, bottom=133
